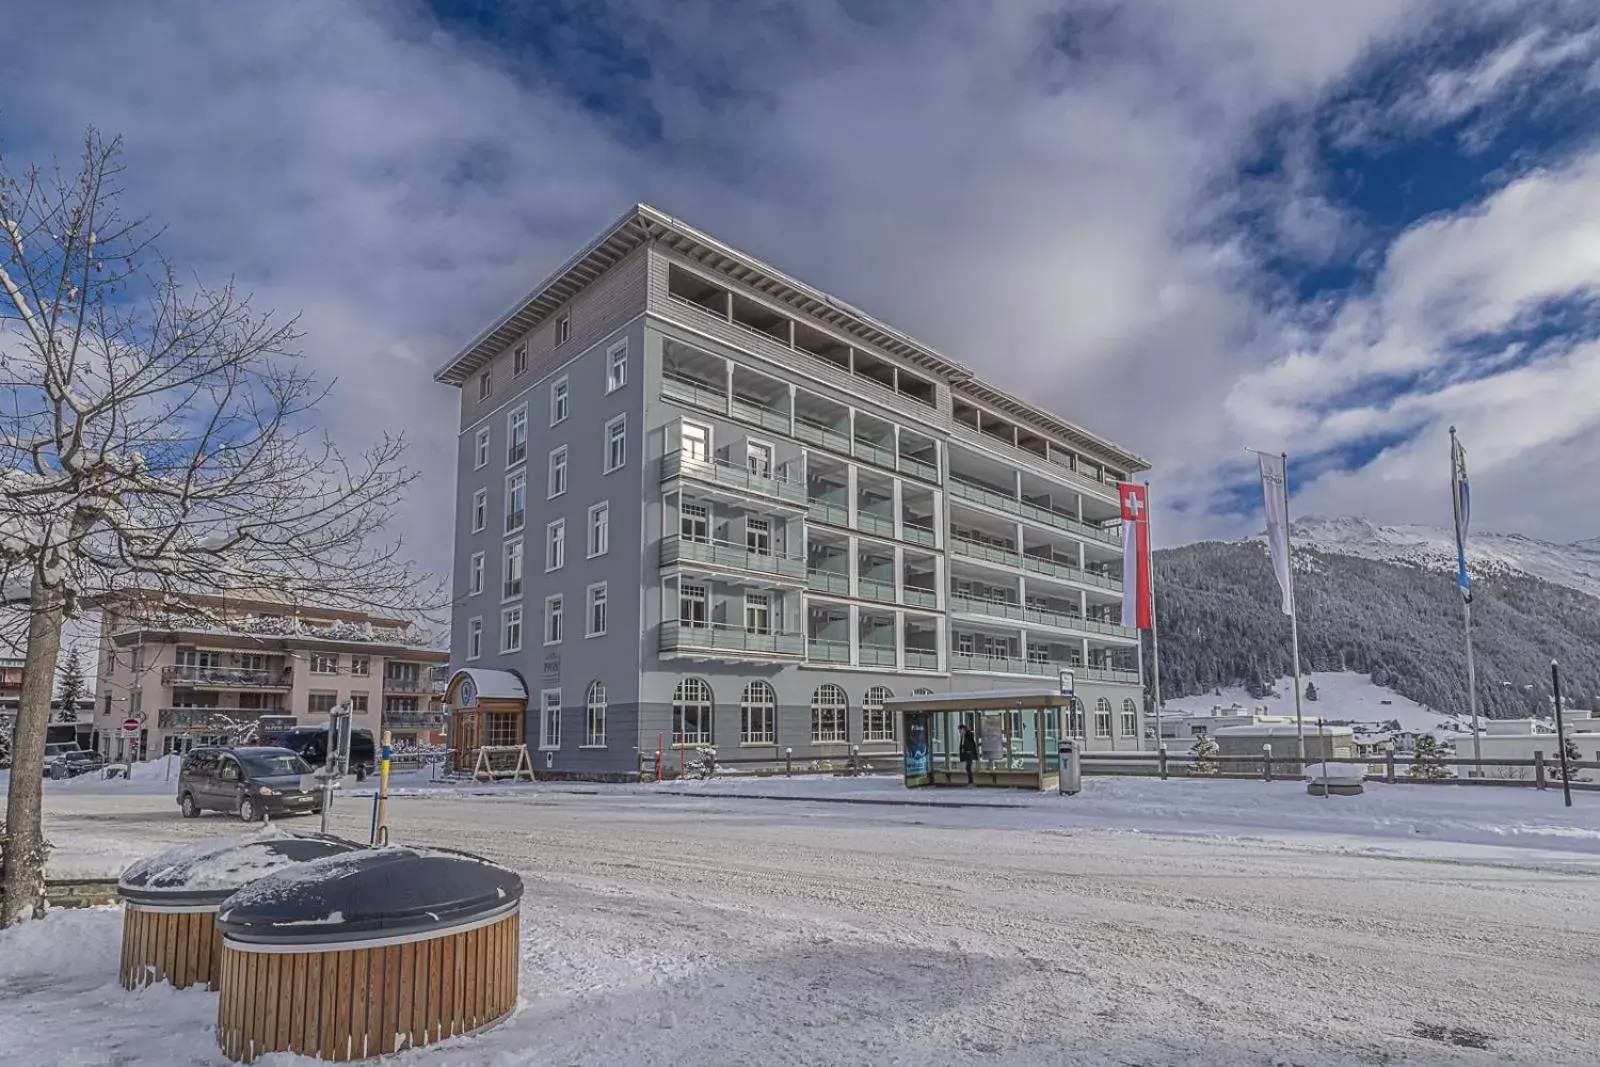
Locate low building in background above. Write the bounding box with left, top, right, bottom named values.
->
left=92, top=590, right=447, bottom=759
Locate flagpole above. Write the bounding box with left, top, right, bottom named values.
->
left=1144, top=480, right=1163, bottom=745
left=1452, top=426, right=1482, bottom=772
left=1282, top=452, right=1306, bottom=768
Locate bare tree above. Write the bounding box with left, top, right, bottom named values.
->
left=0, top=131, right=435, bottom=925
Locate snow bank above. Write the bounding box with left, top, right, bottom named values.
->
left=1304, top=763, right=1369, bottom=782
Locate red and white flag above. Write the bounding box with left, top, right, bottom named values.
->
left=1119, top=482, right=1152, bottom=630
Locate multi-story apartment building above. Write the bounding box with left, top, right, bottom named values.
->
left=93, top=591, right=448, bottom=759
left=436, top=205, right=1150, bottom=777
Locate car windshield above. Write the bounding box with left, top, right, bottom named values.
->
left=239, top=753, right=312, bottom=777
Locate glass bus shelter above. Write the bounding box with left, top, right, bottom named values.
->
left=884, top=688, right=1066, bottom=791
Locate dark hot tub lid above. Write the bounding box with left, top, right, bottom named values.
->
left=118, top=829, right=362, bottom=909
left=216, top=846, right=523, bottom=947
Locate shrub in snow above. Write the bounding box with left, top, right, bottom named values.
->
left=1190, top=735, right=1220, bottom=776
left=1410, top=735, right=1447, bottom=780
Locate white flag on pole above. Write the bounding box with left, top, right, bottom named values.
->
left=1256, top=451, right=1294, bottom=616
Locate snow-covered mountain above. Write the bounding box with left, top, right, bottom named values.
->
left=1285, top=516, right=1600, bottom=600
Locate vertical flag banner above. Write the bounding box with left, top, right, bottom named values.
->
left=1256, top=452, right=1294, bottom=616
left=1118, top=482, right=1152, bottom=629
left=1451, top=429, right=1472, bottom=603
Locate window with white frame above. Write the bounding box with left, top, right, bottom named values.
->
left=681, top=502, right=708, bottom=543
left=744, top=593, right=770, bottom=635
left=512, top=341, right=528, bottom=376
left=507, top=405, right=528, bottom=466
left=588, top=502, right=609, bottom=557
left=471, top=488, right=487, bottom=533
left=1121, top=698, right=1138, bottom=738
left=604, top=416, right=626, bottom=473
left=550, top=376, right=568, bottom=425
left=309, top=653, right=339, bottom=675
left=1094, top=697, right=1113, bottom=739
left=746, top=441, right=772, bottom=479
left=473, top=427, right=490, bottom=470
left=587, top=583, right=607, bottom=637
left=548, top=446, right=568, bottom=498
left=862, top=685, right=896, bottom=743
left=467, top=617, right=483, bottom=660
left=349, top=693, right=369, bottom=714
left=468, top=552, right=485, bottom=596
left=555, top=313, right=571, bottom=346
left=478, top=371, right=492, bottom=400
left=680, top=422, right=709, bottom=461
left=505, top=472, right=526, bottom=533
left=545, top=519, right=565, bottom=571
left=585, top=681, right=606, bottom=746
left=544, top=595, right=563, bottom=645
left=350, top=655, right=370, bottom=678
left=672, top=677, right=713, bottom=746
left=606, top=340, right=627, bottom=393
left=740, top=681, right=775, bottom=745
left=500, top=606, right=523, bottom=653
left=503, top=538, right=523, bottom=599
left=540, top=688, right=561, bottom=749
left=678, top=582, right=707, bottom=627
left=810, top=684, right=848, bottom=744
left=745, top=517, right=770, bottom=555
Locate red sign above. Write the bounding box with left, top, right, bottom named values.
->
left=121, top=717, right=141, bottom=734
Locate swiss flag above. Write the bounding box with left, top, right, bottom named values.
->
left=1118, top=483, right=1152, bottom=630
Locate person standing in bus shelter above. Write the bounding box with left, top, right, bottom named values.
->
left=958, top=723, right=978, bottom=785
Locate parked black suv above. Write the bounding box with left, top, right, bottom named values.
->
left=272, top=726, right=377, bottom=780
left=177, top=745, right=321, bottom=822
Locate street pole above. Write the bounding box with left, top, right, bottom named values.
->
left=1552, top=660, right=1573, bottom=808
left=1144, top=480, right=1163, bottom=747
left=1283, top=453, right=1306, bottom=768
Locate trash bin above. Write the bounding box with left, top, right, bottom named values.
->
left=214, top=845, right=523, bottom=1063
left=117, top=830, right=360, bottom=991
left=1058, top=739, right=1081, bottom=796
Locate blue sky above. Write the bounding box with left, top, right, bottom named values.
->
left=3, top=0, right=1600, bottom=567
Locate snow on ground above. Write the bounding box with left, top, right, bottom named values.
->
left=1165, top=670, right=1467, bottom=733
left=4, top=778, right=1600, bottom=1064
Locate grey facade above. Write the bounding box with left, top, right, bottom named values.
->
left=438, top=205, right=1151, bottom=776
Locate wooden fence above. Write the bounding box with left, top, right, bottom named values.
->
left=1080, top=749, right=1600, bottom=791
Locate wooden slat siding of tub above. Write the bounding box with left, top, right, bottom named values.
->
left=121, top=908, right=219, bottom=991
left=216, top=912, right=520, bottom=1062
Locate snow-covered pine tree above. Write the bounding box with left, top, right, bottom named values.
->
left=1410, top=734, right=1447, bottom=780
left=0, top=132, right=440, bottom=927
left=1305, top=681, right=1319, bottom=702
left=54, top=645, right=87, bottom=724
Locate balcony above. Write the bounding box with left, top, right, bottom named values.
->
left=902, top=587, right=939, bottom=610
left=1079, top=665, right=1142, bottom=686
left=949, top=595, right=1137, bottom=639
left=662, top=373, right=727, bottom=415
left=852, top=438, right=898, bottom=472
left=794, top=417, right=851, bottom=454
left=807, top=638, right=851, bottom=664
left=857, top=576, right=897, bottom=604
left=162, top=665, right=293, bottom=690
left=661, top=535, right=807, bottom=581
left=383, top=711, right=447, bottom=729
left=807, top=498, right=849, bottom=526
left=730, top=395, right=791, bottom=435
left=383, top=673, right=447, bottom=695
left=949, top=476, right=1120, bottom=546
left=157, top=707, right=290, bottom=730
left=949, top=536, right=1121, bottom=591
left=904, top=648, right=941, bottom=671
left=949, top=652, right=1072, bottom=678
left=858, top=644, right=897, bottom=668
left=856, top=511, right=895, bottom=539
left=902, top=522, right=937, bottom=547
left=661, top=450, right=807, bottom=505
left=899, top=454, right=939, bottom=484
left=660, top=621, right=804, bottom=659
left=807, top=569, right=850, bottom=596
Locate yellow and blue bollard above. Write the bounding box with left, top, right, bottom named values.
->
left=370, top=731, right=392, bottom=846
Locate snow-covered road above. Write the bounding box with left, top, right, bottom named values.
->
left=3, top=778, right=1598, bottom=1064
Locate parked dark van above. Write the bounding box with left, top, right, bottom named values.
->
left=177, top=745, right=320, bottom=822
left=272, top=726, right=377, bottom=780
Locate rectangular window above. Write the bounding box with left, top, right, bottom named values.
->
left=746, top=441, right=772, bottom=479
left=474, top=427, right=490, bottom=470
left=681, top=502, right=708, bottom=543
left=544, top=595, right=563, bottom=645
left=548, top=446, right=568, bottom=498
left=746, top=518, right=770, bottom=556
left=467, top=617, right=483, bottom=660
left=555, top=313, right=571, bottom=346
left=545, top=520, right=565, bottom=572
left=308, top=692, right=338, bottom=715
left=587, top=502, right=609, bottom=557
left=605, top=416, right=626, bottom=473
left=681, top=422, right=709, bottom=461
left=478, top=371, right=492, bottom=400
left=550, top=375, right=568, bottom=425
left=587, top=583, right=607, bottom=637
left=471, top=488, right=487, bottom=533
left=507, top=405, right=528, bottom=466
left=679, top=583, right=707, bottom=627
left=540, top=689, right=562, bottom=750
left=350, top=655, right=370, bottom=678
left=512, top=341, right=528, bottom=376
left=501, top=606, right=523, bottom=653
left=606, top=340, right=627, bottom=393
left=309, top=653, right=338, bottom=675
left=349, top=693, right=369, bottom=714
left=505, top=472, right=527, bottom=533
left=468, top=552, right=485, bottom=596
left=741, top=695, right=774, bottom=746
left=744, top=593, right=770, bottom=635
left=502, top=538, right=523, bottom=600
left=1094, top=704, right=1113, bottom=739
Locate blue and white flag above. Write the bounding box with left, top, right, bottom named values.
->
left=1450, top=428, right=1471, bottom=603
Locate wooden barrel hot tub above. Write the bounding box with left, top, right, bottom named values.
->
left=214, top=845, right=524, bottom=1063
left=117, top=831, right=360, bottom=991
